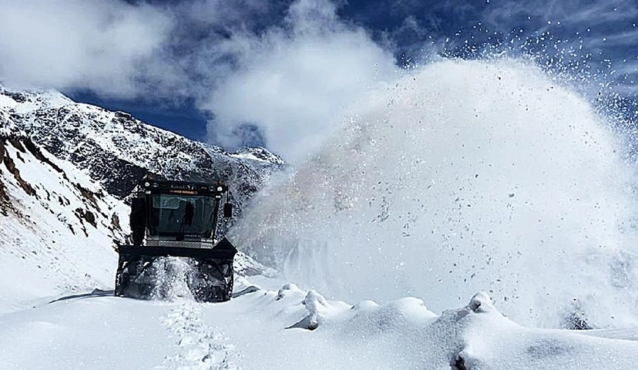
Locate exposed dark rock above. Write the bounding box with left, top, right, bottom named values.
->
left=22, top=137, right=63, bottom=173
left=0, top=177, right=9, bottom=216
left=0, top=137, right=5, bottom=162
left=111, top=213, right=121, bottom=231
left=84, top=210, right=96, bottom=228
left=75, top=183, right=98, bottom=207
left=74, top=207, right=97, bottom=228
left=5, top=91, right=27, bottom=103
left=0, top=176, right=7, bottom=202
left=560, top=299, right=593, bottom=330
left=3, top=151, right=36, bottom=196
left=562, top=310, right=592, bottom=330
left=453, top=356, right=467, bottom=370
left=8, top=137, right=25, bottom=152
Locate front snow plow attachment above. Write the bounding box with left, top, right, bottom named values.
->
left=115, top=238, right=237, bottom=302
left=115, top=178, right=238, bottom=303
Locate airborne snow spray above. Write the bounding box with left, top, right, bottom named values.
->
left=234, top=59, right=638, bottom=329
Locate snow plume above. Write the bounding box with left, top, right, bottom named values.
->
left=232, top=58, right=638, bottom=329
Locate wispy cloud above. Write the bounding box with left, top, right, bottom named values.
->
left=584, top=29, right=638, bottom=48
left=481, top=0, right=637, bottom=28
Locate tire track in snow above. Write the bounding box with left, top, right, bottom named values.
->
left=159, top=301, right=239, bottom=370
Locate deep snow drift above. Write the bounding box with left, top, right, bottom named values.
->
left=232, top=59, right=638, bottom=329
left=2, top=279, right=638, bottom=370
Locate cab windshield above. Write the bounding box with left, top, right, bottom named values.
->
left=150, top=194, right=215, bottom=237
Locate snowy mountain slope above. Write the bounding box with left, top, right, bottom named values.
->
left=0, top=120, right=129, bottom=314
left=1, top=278, right=637, bottom=370
left=0, top=85, right=283, bottom=216
left=0, top=95, right=275, bottom=314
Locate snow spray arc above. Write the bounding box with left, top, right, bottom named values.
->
left=232, top=59, right=638, bottom=329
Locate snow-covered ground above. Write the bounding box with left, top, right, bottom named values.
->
left=2, top=276, right=638, bottom=370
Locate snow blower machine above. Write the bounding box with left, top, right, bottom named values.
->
left=115, top=177, right=237, bottom=302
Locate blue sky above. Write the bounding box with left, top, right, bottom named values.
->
left=0, top=0, right=637, bottom=149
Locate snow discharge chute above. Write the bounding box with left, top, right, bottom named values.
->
left=115, top=178, right=237, bottom=302
left=232, top=59, right=638, bottom=328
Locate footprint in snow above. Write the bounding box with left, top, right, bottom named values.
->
left=160, top=302, right=239, bottom=370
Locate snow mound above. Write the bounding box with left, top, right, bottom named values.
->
left=288, top=290, right=331, bottom=330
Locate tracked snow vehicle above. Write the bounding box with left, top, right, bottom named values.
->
left=115, top=178, right=237, bottom=302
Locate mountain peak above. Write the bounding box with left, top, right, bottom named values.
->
left=0, top=85, right=73, bottom=113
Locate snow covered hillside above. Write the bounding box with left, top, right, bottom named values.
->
left=0, top=121, right=271, bottom=315
left=0, top=117, right=128, bottom=314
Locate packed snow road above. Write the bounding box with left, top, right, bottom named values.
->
left=2, top=277, right=638, bottom=370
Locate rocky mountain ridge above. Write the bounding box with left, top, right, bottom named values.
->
left=0, top=85, right=283, bottom=203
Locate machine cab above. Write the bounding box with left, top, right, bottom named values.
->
left=130, top=179, right=232, bottom=247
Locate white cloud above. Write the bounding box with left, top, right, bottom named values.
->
left=0, top=0, right=173, bottom=97
left=0, top=0, right=400, bottom=160
left=1, top=0, right=633, bottom=158
left=204, top=0, right=398, bottom=163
